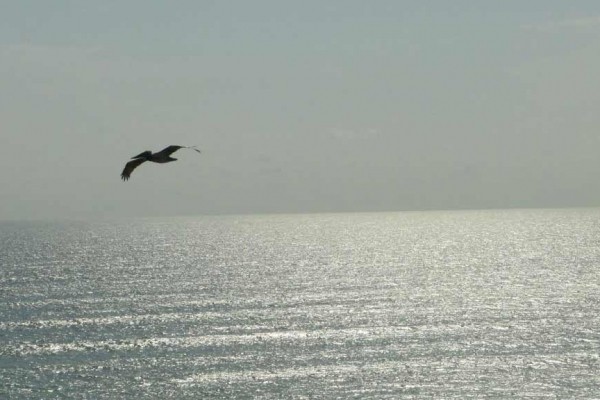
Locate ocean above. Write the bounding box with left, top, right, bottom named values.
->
left=1, top=209, right=599, bottom=398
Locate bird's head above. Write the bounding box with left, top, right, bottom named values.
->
left=132, top=150, right=152, bottom=160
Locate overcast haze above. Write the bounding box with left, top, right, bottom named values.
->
left=2, top=1, right=600, bottom=219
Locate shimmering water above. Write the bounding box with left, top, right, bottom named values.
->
left=1, top=209, right=599, bottom=398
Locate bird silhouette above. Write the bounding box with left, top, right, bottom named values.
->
left=121, top=145, right=201, bottom=181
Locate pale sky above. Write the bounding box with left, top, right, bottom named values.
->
left=2, top=1, right=600, bottom=219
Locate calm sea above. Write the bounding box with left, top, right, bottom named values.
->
left=1, top=209, right=599, bottom=398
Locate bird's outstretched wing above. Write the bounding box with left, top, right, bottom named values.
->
left=156, top=145, right=184, bottom=157
left=121, top=158, right=147, bottom=181
left=156, top=145, right=201, bottom=156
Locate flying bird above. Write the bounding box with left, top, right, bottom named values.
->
left=121, top=145, right=201, bottom=181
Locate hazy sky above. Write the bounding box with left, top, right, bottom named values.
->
left=2, top=1, right=600, bottom=219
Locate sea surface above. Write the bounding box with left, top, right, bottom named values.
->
left=1, top=209, right=599, bottom=399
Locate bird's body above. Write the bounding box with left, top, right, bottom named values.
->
left=121, top=145, right=200, bottom=180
